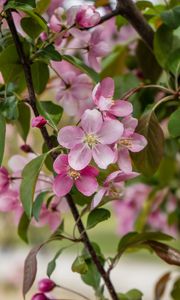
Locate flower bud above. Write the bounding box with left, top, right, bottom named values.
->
left=32, top=116, right=47, bottom=128
left=38, top=278, right=56, bottom=293
left=31, top=293, right=50, bottom=300
left=20, top=144, right=33, bottom=153
left=0, top=167, right=9, bottom=192
left=75, top=5, right=100, bottom=28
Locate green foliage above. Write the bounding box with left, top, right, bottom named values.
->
left=161, top=6, right=180, bottom=29
left=62, top=55, right=99, bottom=83
left=32, top=191, right=49, bottom=222
left=0, top=95, right=19, bottom=120
left=47, top=248, right=64, bottom=278
left=72, top=256, right=88, bottom=274
left=35, top=0, right=51, bottom=14
left=21, top=17, right=44, bottom=39
left=171, top=277, right=180, bottom=300
left=87, top=208, right=111, bottom=230
left=118, top=289, right=143, bottom=300
left=0, top=114, right=6, bottom=166
left=37, top=44, right=62, bottom=62
left=37, top=100, right=63, bottom=129
left=18, top=212, right=31, bottom=243
left=31, top=61, right=49, bottom=94
left=20, top=154, right=48, bottom=218
left=81, top=260, right=101, bottom=290
left=168, top=107, right=180, bottom=137
left=131, top=112, right=164, bottom=176
left=16, top=102, right=31, bottom=142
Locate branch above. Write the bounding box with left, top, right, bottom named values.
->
left=6, top=10, right=119, bottom=300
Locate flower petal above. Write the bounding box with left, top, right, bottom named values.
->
left=53, top=154, right=69, bottom=174
left=110, top=100, right=133, bottom=117
left=117, top=148, right=132, bottom=172
left=53, top=174, right=73, bottom=197
left=92, top=144, right=115, bottom=169
left=80, top=165, right=99, bottom=177
left=92, top=77, right=114, bottom=102
left=68, top=144, right=92, bottom=170
left=98, top=120, right=124, bottom=144
left=76, top=175, right=98, bottom=196
left=91, top=187, right=107, bottom=209
left=122, top=116, right=138, bottom=136
left=58, top=126, right=84, bottom=149
left=81, top=109, right=103, bottom=134
left=130, top=133, right=147, bottom=152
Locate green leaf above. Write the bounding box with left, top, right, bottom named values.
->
left=72, top=256, right=88, bottom=274
left=20, top=154, right=48, bottom=218
left=62, top=55, right=99, bottom=83
left=6, top=0, right=36, bottom=9
left=126, top=289, right=143, bottom=300
left=131, top=112, right=164, bottom=176
left=31, top=61, right=49, bottom=94
left=168, top=107, right=180, bottom=138
left=118, top=232, right=173, bottom=255
left=87, top=208, right=111, bottom=230
left=35, top=0, right=51, bottom=14
left=21, top=17, right=43, bottom=39
left=0, top=95, right=19, bottom=120
left=0, top=114, right=6, bottom=165
left=171, top=278, right=180, bottom=300
left=81, top=260, right=101, bottom=290
left=32, top=191, right=48, bottom=221
left=37, top=100, right=63, bottom=129
left=39, top=44, right=62, bottom=62
left=18, top=212, right=31, bottom=243
left=47, top=248, right=64, bottom=278
left=161, top=6, right=180, bottom=29
left=101, top=45, right=127, bottom=78
left=16, top=102, right=31, bottom=142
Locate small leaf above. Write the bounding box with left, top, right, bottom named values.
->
left=39, top=44, right=62, bottom=62
left=72, top=256, right=88, bottom=274
left=16, top=102, right=31, bottom=142
left=23, top=243, right=44, bottom=297
left=154, top=272, right=171, bottom=300
left=87, top=208, right=111, bottom=230
left=37, top=100, right=63, bottom=129
left=62, top=55, right=99, bottom=83
left=31, top=61, right=49, bottom=94
left=21, top=17, right=43, bottom=39
left=0, top=95, right=19, bottom=120
left=20, top=154, right=47, bottom=218
left=81, top=260, right=101, bottom=289
left=168, top=107, right=180, bottom=138
left=35, top=0, right=51, bottom=14
left=131, top=112, right=164, bottom=176
left=18, top=212, right=31, bottom=243
left=47, top=248, right=64, bottom=278
left=0, top=114, right=6, bottom=165
left=161, top=6, right=180, bottom=29
left=126, top=289, right=143, bottom=300
left=171, top=277, right=180, bottom=300
left=147, top=240, right=180, bottom=266
left=32, top=191, right=48, bottom=221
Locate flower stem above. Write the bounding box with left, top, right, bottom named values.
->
left=56, top=284, right=90, bottom=300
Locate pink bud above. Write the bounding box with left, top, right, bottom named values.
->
left=32, top=116, right=47, bottom=128
left=31, top=293, right=50, bottom=300
left=40, top=32, right=48, bottom=41
left=38, top=278, right=56, bottom=293
left=75, top=5, right=100, bottom=28
left=20, top=144, right=33, bottom=153
left=0, top=167, right=9, bottom=192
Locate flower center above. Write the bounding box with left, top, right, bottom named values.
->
left=84, top=134, right=98, bottom=148
left=68, top=169, right=80, bottom=180
left=119, top=138, right=132, bottom=148
left=109, top=185, right=124, bottom=199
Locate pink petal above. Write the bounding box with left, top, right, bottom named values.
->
left=88, top=52, right=100, bottom=72
left=68, top=144, right=92, bottom=170
left=58, top=126, right=84, bottom=149
left=81, top=109, right=103, bottom=134
left=110, top=100, right=133, bottom=117
left=130, top=133, right=147, bottom=152
left=98, top=120, right=124, bottom=144
left=106, top=170, right=139, bottom=183
left=53, top=174, right=73, bottom=197
left=80, top=166, right=99, bottom=177
left=91, top=187, right=107, bottom=209
left=117, top=148, right=132, bottom=172
left=75, top=175, right=98, bottom=196
left=93, top=77, right=114, bottom=102
left=122, top=116, right=138, bottom=136
left=53, top=154, right=69, bottom=174
left=92, top=144, right=115, bottom=169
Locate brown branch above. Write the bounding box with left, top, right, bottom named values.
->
left=6, top=10, right=119, bottom=300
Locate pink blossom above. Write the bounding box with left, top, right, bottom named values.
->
left=75, top=5, right=101, bottom=28
left=47, top=0, right=64, bottom=17
left=32, top=116, right=47, bottom=128
left=31, top=293, right=50, bottom=300
left=38, top=278, right=56, bottom=293
left=70, top=26, right=109, bottom=71
left=116, top=115, right=147, bottom=172
left=0, top=167, right=9, bottom=192
left=0, top=189, right=19, bottom=212
left=49, top=8, right=65, bottom=33
left=92, top=170, right=139, bottom=209
left=58, top=109, right=124, bottom=170
left=92, top=77, right=133, bottom=119
left=56, top=70, right=93, bottom=117
left=53, top=154, right=99, bottom=197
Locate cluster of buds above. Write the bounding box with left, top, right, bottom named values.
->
left=32, top=278, right=56, bottom=300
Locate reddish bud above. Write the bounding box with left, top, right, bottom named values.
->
left=20, top=144, right=33, bottom=153
left=38, top=278, right=56, bottom=293
left=32, top=116, right=47, bottom=128
left=31, top=293, right=50, bottom=300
